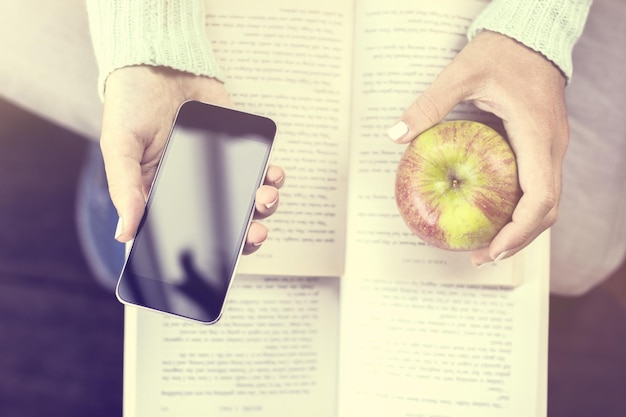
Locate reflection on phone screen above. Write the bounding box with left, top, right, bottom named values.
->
left=116, top=101, right=275, bottom=324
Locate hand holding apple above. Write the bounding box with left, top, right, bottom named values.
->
left=387, top=30, right=568, bottom=266
left=395, top=120, right=522, bottom=251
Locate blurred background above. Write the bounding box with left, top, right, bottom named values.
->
left=1, top=0, right=625, bottom=415
left=0, top=98, right=123, bottom=417
left=0, top=96, right=625, bottom=416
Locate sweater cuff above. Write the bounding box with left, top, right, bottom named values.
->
left=86, top=0, right=223, bottom=100
left=468, top=0, right=592, bottom=82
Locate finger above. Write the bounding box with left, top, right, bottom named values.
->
left=100, top=134, right=149, bottom=243
left=242, top=221, right=268, bottom=255
left=489, top=170, right=556, bottom=258
left=265, top=165, right=285, bottom=188
left=470, top=246, right=495, bottom=267
left=387, top=63, right=472, bottom=144
left=470, top=207, right=555, bottom=267
left=471, top=121, right=561, bottom=265
left=254, top=184, right=279, bottom=219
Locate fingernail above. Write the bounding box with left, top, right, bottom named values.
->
left=265, top=197, right=278, bottom=209
left=253, top=236, right=267, bottom=247
left=476, top=250, right=509, bottom=269
left=114, top=217, right=124, bottom=239
left=272, top=175, right=284, bottom=187
left=493, top=251, right=509, bottom=263
left=387, top=121, right=409, bottom=142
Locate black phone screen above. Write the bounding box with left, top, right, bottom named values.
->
left=116, top=101, right=276, bottom=324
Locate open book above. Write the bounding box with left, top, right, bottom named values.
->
left=122, top=0, right=550, bottom=416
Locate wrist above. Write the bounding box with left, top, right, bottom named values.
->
left=86, top=0, right=223, bottom=100
left=467, top=0, right=592, bottom=82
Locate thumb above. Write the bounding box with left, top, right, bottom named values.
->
left=387, top=69, right=468, bottom=144
left=100, top=135, right=150, bottom=243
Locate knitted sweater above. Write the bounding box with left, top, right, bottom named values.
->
left=86, top=0, right=222, bottom=99
left=86, top=0, right=592, bottom=98
left=468, top=0, right=592, bottom=81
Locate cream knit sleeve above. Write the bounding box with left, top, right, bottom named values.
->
left=468, top=0, right=592, bottom=82
left=86, top=0, right=223, bottom=100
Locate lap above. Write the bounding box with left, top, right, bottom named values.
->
left=0, top=0, right=101, bottom=139
left=2, top=1, right=624, bottom=295
left=551, top=0, right=626, bottom=295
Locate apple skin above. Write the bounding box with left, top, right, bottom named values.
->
left=395, top=120, right=522, bottom=251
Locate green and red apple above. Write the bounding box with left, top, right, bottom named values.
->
left=395, top=120, right=522, bottom=251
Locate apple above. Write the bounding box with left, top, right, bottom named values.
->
left=395, top=120, right=522, bottom=251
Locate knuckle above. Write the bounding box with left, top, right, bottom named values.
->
left=515, top=227, right=535, bottom=246
left=537, top=189, right=557, bottom=214
left=412, top=93, right=443, bottom=126
left=534, top=189, right=559, bottom=229
left=545, top=206, right=559, bottom=228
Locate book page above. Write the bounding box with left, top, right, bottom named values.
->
left=124, top=275, right=340, bottom=417
left=344, top=0, right=522, bottom=285
left=203, top=0, right=354, bottom=277
left=338, top=233, right=549, bottom=417
left=337, top=1, right=548, bottom=416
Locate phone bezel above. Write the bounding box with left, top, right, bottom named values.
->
left=115, top=100, right=276, bottom=324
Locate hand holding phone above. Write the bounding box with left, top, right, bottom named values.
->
left=116, top=101, right=276, bottom=324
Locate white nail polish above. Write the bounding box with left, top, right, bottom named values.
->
left=265, top=197, right=278, bottom=209
left=114, top=217, right=124, bottom=239
left=272, top=175, right=284, bottom=187
left=253, top=236, right=267, bottom=247
left=387, top=121, right=409, bottom=141
left=493, top=251, right=509, bottom=263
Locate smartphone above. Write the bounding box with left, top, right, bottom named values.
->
left=116, top=100, right=276, bottom=324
